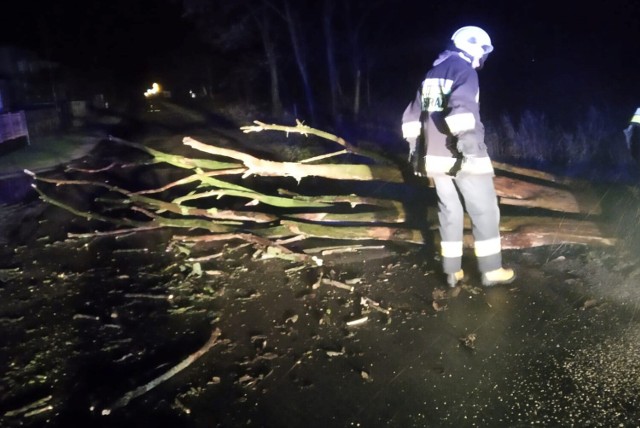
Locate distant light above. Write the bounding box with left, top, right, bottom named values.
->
left=144, top=82, right=162, bottom=98
left=189, top=90, right=196, bottom=99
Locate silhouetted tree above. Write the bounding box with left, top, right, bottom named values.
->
left=180, top=0, right=390, bottom=123
left=323, top=0, right=342, bottom=119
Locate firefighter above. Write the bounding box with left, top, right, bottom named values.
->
left=402, top=26, right=515, bottom=287
left=624, top=107, right=640, bottom=165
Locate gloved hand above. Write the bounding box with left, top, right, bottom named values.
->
left=446, top=156, right=465, bottom=177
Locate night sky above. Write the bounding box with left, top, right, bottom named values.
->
left=0, top=0, right=195, bottom=84
left=2, top=0, right=640, bottom=125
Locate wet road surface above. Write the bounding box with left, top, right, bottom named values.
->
left=1, top=208, right=640, bottom=427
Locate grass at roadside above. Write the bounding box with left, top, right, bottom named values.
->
left=0, top=134, right=98, bottom=176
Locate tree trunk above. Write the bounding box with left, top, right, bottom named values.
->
left=253, top=9, right=283, bottom=117
left=353, top=69, right=361, bottom=118
left=323, top=0, right=341, bottom=119
left=184, top=135, right=602, bottom=215
left=29, top=125, right=620, bottom=256
left=283, top=0, right=315, bottom=122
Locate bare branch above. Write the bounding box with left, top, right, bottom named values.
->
left=238, top=120, right=388, bottom=162
left=102, top=328, right=222, bottom=414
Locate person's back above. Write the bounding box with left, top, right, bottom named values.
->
left=422, top=52, right=493, bottom=176
left=401, top=26, right=515, bottom=288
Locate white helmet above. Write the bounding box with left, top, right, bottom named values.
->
left=451, top=26, right=493, bottom=68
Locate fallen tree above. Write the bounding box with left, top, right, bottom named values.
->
left=27, top=120, right=616, bottom=263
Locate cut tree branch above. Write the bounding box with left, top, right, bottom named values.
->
left=183, top=136, right=403, bottom=182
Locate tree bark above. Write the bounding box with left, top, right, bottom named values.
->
left=183, top=135, right=601, bottom=215
left=494, top=176, right=600, bottom=214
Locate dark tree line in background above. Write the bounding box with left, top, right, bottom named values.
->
left=174, top=0, right=638, bottom=177
left=179, top=0, right=388, bottom=124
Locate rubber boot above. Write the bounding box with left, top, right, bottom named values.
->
left=481, top=268, right=516, bottom=287
left=446, top=270, right=464, bottom=288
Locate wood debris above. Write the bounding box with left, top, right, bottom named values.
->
left=4, top=395, right=53, bottom=418
left=581, top=299, right=598, bottom=310
left=101, top=327, right=222, bottom=415
left=459, top=333, right=477, bottom=350
left=325, top=348, right=345, bottom=357
left=346, top=316, right=368, bottom=326
left=360, top=297, right=391, bottom=315
left=432, top=301, right=447, bottom=312
left=321, top=278, right=355, bottom=292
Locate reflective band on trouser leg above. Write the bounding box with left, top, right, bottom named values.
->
left=441, top=240, right=463, bottom=274
left=441, top=240, right=463, bottom=258
left=454, top=174, right=502, bottom=273
left=474, top=236, right=501, bottom=257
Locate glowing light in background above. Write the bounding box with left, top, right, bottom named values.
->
left=144, top=82, right=161, bottom=98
